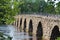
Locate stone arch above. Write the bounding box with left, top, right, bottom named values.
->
left=28, top=19, right=33, bottom=34
left=20, top=18, right=22, bottom=27
left=36, top=22, right=43, bottom=40
left=23, top=19, right=26, bottom=32
left=50, top=25, right=60, bottom=40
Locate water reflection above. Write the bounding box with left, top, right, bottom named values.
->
left=0, top=25, right=44, bottom=40
left=28, top=32, right=33, bottom=40
left=28, top=31, right=42, bottom=40
left=36, top=35, right=42, bottom=40
left=24, top=29, right=26, bottom=32
left=29, top=37, right=33, bottom=40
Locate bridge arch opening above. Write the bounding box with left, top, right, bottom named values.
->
left=50, top=25, right=60, bottom=40
left=36, top=22, right=43, bottom=40
left=23, top=19, right=26, bottom=32
left=28, top=19, right=33, bottom=35
left=20, top=18, right=22, bottom=27
left=20, top=18, right=22, bottom=31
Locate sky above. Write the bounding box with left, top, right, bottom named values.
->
left=45, top=0, right=60, bottom=3
left=44, top=0, right=60, bottom=7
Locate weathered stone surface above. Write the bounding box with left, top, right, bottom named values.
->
left=14, top=14, right=60, bottom=40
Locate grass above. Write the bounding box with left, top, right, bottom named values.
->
left=56, top=37, right=60, bottom=40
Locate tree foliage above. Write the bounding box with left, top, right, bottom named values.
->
left=20, top=0, right=60, bottom=14
left=0, top=0, right=23, bottom=24
left=20, top=0, right=47, bottom=13
left=44, top=1, right=56, bottom=13
left=55, top=2, right=60, bottom=14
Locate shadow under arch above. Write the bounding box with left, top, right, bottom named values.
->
left=50, top=25, right=60, bottom=40
left=28, top=19, right=33, bottom=35
left=23, top=19, right=26, bottom=32
left=20, top=18, right=22, bottom=27
left=36, top=22, right=43, bottom=40
left=20, top=18, right=22, bottom=31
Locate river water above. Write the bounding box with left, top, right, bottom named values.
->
left=0, top=25, right=41, bottom=40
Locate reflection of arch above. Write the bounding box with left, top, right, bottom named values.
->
left=20, top=18, right=22, bottom=27
left=28, top=20, right=33, bottom=33
left=50, top=25, right=60, bottom=40
left=23, top=19, right=26, bottom=32
left=29, top=37, right=33, bottom=40
left=36, top=22, right=43, bottom=40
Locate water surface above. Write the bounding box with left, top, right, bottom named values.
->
left=0, top=25, right=41, bottom=40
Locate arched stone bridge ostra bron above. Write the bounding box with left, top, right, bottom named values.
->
left=13, top=14, right=60, bottom=40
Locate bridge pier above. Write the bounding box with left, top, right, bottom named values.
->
left=26, top=19, right=30, bottom=32
left=42, top=21, right=50, bottom=40
left=33, top=22, right=37, bottom=34
left=21, top=18, right=24, bottom=30
left=43, top=27, right=50, bottom=40
left=15, top=19, right=18, bottom=27
left=17, top=18, right=20, bottom=31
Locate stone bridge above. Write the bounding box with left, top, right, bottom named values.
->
left=13, top=14, right=60, bottom=40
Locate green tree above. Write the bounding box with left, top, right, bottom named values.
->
left=38, top=1, right=47, bottom=12
left=44, top=1, right=56, bottom=14
left=20, top=0, right=57, bottom=14
left=0, top=0, right=23, bottom=24
left=55, top=2, right=60, bottom=14
left=20, top=0, right=47, bottom=13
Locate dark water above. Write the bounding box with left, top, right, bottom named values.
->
left=0, top=25, right=41, bottom=40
